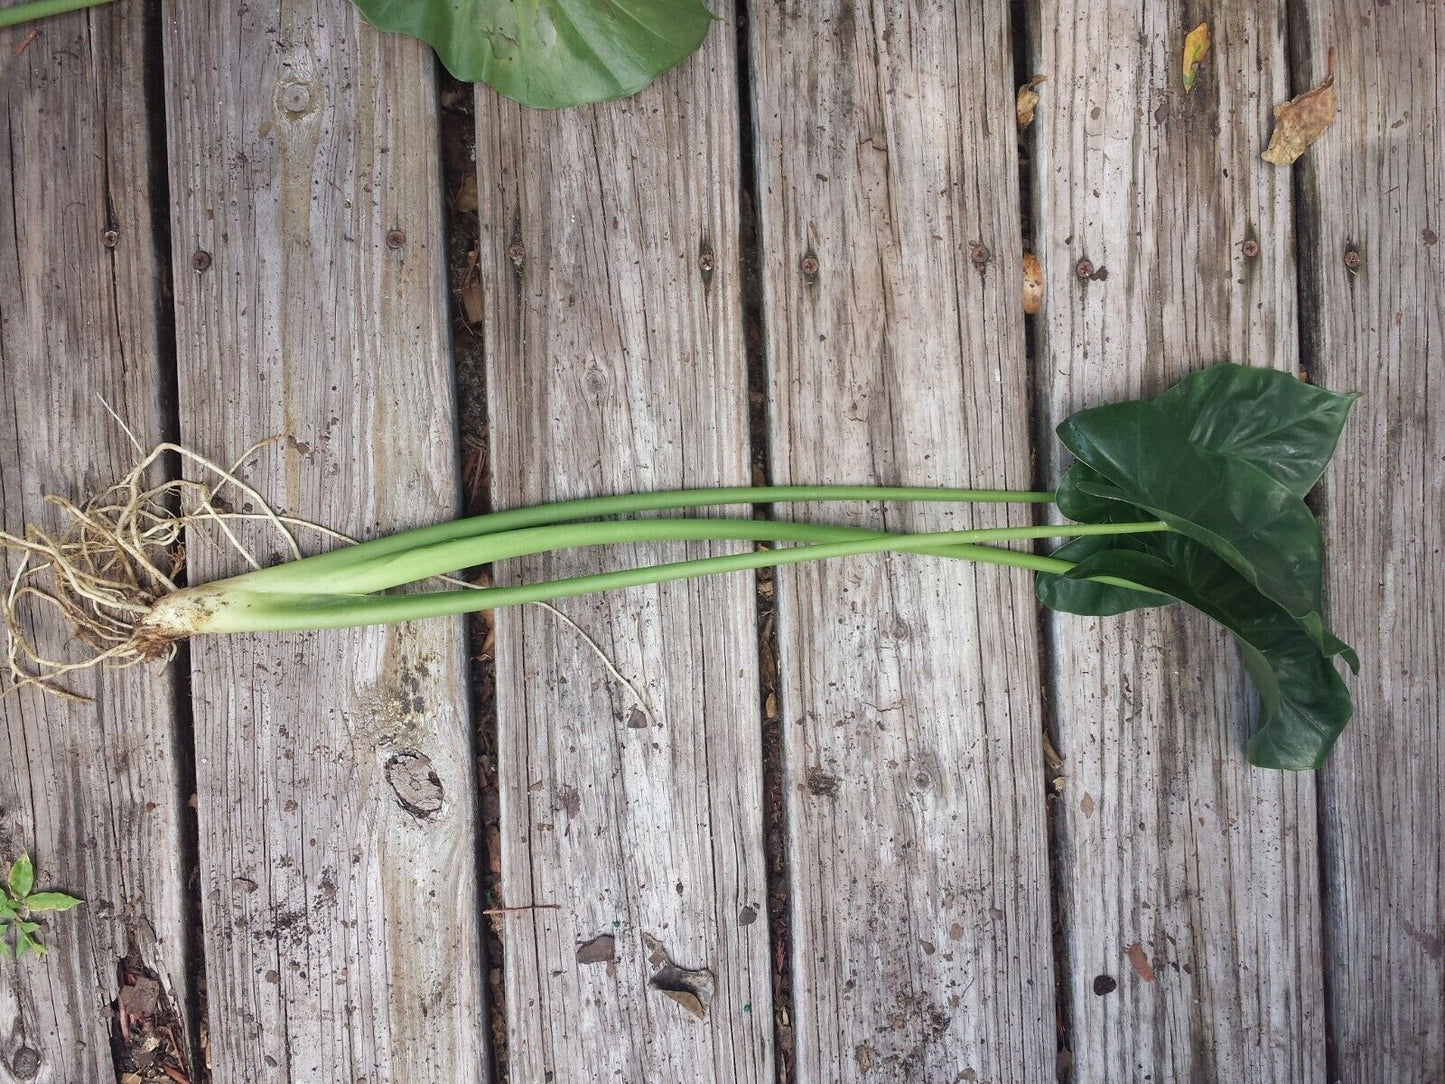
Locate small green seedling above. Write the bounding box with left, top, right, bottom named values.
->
left=0, top=853, right=83, bottom=958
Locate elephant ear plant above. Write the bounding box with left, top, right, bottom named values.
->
left=0, top=364, right=1357, bottom=770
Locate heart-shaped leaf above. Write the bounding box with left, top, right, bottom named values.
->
left=1153, top=364, right=1358, bottom=498
left=1058, top=535, right=1353, bottom=769
left=1058, top=391, right=1335, bottom=650
left=350, top=0, right=717, bottom=108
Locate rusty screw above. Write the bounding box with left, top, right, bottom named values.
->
left=507, top=242, right=526, bottom=265
left=1075, top=258, right=1094, bottom=279
left=192, top=249, right=212, bottom=272
left=1240, top=239, right=1259, bottom=259
left=970, top=244, right=992, bottom=269
left=102, top=229, right=119, bottom=249
left=800, top=254, right=820, bottom=276
left=1343, top=248, right=1361, bottom=271
left=699, top=251, right=715, bottom=273
left=386, top=229, right=406, bottom=250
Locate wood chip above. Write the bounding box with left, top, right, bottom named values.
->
left=1125, top=942, right=1157, bottom=983
left=1022, top=251, right=1043, bottom=315
left=1262, top=50, right=1337, bottom=165
left=1016, top=76, right=1045, bottom=130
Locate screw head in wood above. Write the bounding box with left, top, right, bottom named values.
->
left=1343, top=248, right=1361, bottom=270
left=102, top=229, right=119, bottom=249
left=192, top=250, right=212, bottom=272
left=1075, top=258, right=1094, bottom=279
left=800, top=254, right=819, bottom=276
left=970, top=244, right=992, bottom=268
left=1240, top=239, right=1259, bottom=258
left=386, top=229, right=406, bottom=250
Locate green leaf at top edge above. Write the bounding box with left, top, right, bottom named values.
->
left=8, top=854, right=33, bottom=900
left=1061, top=534, right=1353, bottom=770
left=350, top=0, right=716, bottom=108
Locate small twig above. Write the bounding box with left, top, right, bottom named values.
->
left=482, top=903, right=561, bottom=915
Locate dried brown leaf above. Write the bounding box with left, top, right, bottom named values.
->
left=1125, top=942, right=1158, bottom=983
left=1022, top=251, right=1043, bottom=315
left=1263, top=50, right=1337, bottom=165
left=1182, top=22, right=1210, bottom=92
left=1017, top=75, right=1045, bottom=130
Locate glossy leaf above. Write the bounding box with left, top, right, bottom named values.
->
left=349, top=0, right=716, bottom=108
left=1059, top=394, right=1331, bottom=645
left=1154, top=364, right=1358, bottom=497
left=1059, top=535, right=1353, bottom=770
left=1035, top=534, right=1173, bottom=616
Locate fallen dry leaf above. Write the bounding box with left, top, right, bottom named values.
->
left=1017, top=75, right=1045, bottom=130
left=1182, top=22, right=1210, bottom=92
left=1080, top=792, right=1095, bottom=818
left=1263, top=49, right=1337, bottom=165
left=1125, top=942, right=1158, bottom=983
left=1022, top=251, right=1043, bottom=315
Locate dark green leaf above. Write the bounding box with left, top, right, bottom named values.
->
left=8, top=854, right=32, bottom=900
left=349, top=0, right=716, bottom=108
left=1060, top=535, right=1353, bottom=770
left=23, top=892, right=82, bottom=914
left=1059, top=396, right=1330, bottom=645
left=1035, top=534, right=1174, bottom=616
left=1055, top=463, right=1141, bottom=524
left=1154, top=363, right=1357, bottom=497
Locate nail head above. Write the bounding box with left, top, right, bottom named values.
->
left=192, top=250, right=212, bottom=272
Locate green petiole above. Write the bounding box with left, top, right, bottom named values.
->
left=142, top=517, right=1168, bottom=637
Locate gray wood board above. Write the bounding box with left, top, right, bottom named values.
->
left=750, top=3, right=1057, bottom=1080
left=1030, top=3, right=1324, bottom=1079
left=0, top=8, right=193, bottom=1081
left=161, top=3, right=484, bottom=1079
left=1295, top=3, right=1444, bottom=1079
left=477, top=21, right=773, bottom=1084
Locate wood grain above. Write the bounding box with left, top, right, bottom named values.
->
left=1293, top=4, right=1444, bottom=1079
left=161, top=4, right=484, bottom=1080
left=0, top=9, right=193, bottom=1082
left=476, top=22, right=773, bottom=1084
left=750, top=4, right=1056, bottom=1080
left=1030, top=3, right=1324, bottom=1079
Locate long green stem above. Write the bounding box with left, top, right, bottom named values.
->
left=0, top=0, right=117, bottom=28
left=228, top=516, right=1163, bottom=596
left=160, top=520, right=1167, bottom=635
left=231, top=485, right=1055, bottom=593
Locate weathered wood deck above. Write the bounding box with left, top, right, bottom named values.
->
left=0, top=2, right=1440, bottom=1082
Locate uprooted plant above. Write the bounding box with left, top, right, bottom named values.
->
left=0, top=364, right=1357, bottom=770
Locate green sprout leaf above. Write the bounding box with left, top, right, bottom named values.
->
left=348, top=0, right=717, bottom=108
left=8, top=853, right=33, bottom=900
left=23, top=892, right=83, bottom=913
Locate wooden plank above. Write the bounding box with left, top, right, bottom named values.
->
left=750, top=5, right=1056, bottom=1080
left=161, top=4, right=484, bottom=1079
left=1293, top=5, right=1444, bottom=1079
left=0, top=9, right=194, bottom=1081
left=1031, top=4, right=1324, bottom=1079
left=476, top=23, right=773, bottom=1083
